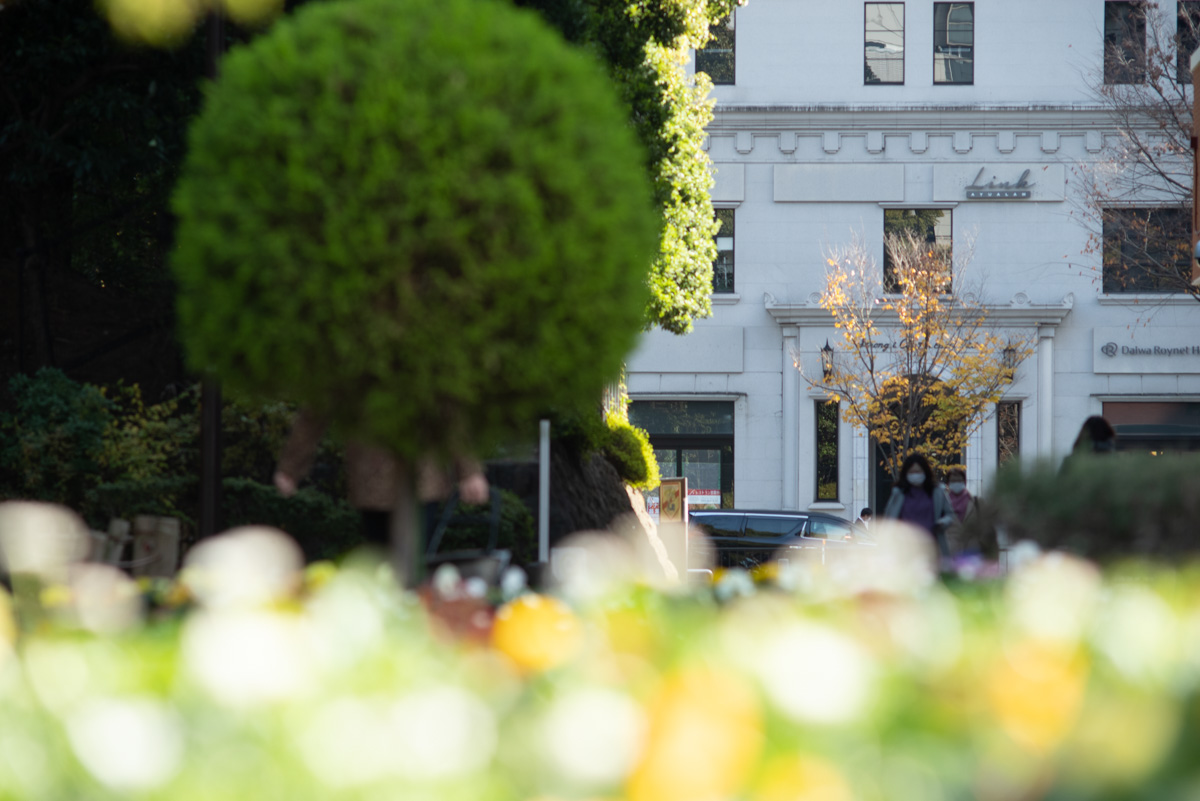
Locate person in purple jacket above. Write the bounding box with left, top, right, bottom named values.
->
left=883, top=452, right=954, bottom=557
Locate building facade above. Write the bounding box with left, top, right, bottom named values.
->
left=628, top=0, right=1200, bottom=518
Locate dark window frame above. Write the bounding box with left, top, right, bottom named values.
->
left=882, top=207, right=953, bottom=294
left=1105, top=0, right=1148, bottom=84
left=815, top=400, right=839, bottom=501
left=713, top=207, right=735, bottom=294
left=997, top=400, right=1021, bottom=466
left=1101, top=206, right=1191, bottom=293
left=933, top=2, right=974, bottom=85
left=1177, top=0, right=1200, bottom=83
left=865, top=2, right=906, bottom=85
left=696, top=11, right=735, bottom=85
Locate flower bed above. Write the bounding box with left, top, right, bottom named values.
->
left=1, top=505, right=1199, bottom=800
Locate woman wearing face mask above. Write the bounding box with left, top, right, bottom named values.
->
left=944, top=468, right=977, bottom=522
left=883, top=453, right=954, bottom=557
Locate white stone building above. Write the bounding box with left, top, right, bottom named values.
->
left=627, top=0, right=1200, bottom=518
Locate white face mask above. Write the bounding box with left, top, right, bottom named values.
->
left=948, top=481, right=966, bottom=494
left=907, top=472, right=926, bottom=486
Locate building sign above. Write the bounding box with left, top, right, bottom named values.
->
left=688, top=489, right=722, bottom=506
left=965, top=168, right=1032, bottom=199
left=1094, top=327, right=1200, bottom=374
left=932, top=164, right=1065, bottom=203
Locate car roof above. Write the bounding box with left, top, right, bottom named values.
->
left=689, top=509, right=851, bottom=522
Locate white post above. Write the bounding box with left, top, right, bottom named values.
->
left=781, top=326, right=799, bottom=510
left=1037, top=327, right=1055, bottom=460
left=538, top=419, right=551, bottom=563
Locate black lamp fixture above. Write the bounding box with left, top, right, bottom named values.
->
left=821, top=339, right=834, bottom=379
left=1002, top=345, right=1017, bottom=371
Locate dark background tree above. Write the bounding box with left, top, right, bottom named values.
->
left=0, top=0, right=210, bottom=394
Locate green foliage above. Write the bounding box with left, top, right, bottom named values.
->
left=172, top=0, right=658, bottom=463
left=0, top=370, right=353, bottom=548
left=991, top=453, right=1200, bottom=560
left=519, top=0, right=741, bottom=333
left=427, top=489, right=537, bottom=567
left=0, top=369, right=115, bottom=509
left=0, top=0, right=205, bottom=296
left=602, top=413, right=660, bottom=491
left=221, top=478, right=361, bottom=562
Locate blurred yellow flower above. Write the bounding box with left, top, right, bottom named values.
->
left=627, top=667, right=763, bottom=801
left=986, top=641, right=1088, bottom=754
left=491, top=594, right=583, bottom=673
left=754, top=753, right=853, bottom=801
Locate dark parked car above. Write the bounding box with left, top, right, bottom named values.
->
left=688, top=509, right=874, bottom=570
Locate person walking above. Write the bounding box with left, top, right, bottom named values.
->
left=854, top=507, right=874, bottom=529
left=943, top=466, right=983, bottom=556
left=273, top=408, right=488, bottom=546
left=883, top=453, right=954, bottom=557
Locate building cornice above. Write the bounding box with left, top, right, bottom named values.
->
left=764, top=293, right=1075, bottom=328
left=708, top=103, right=1133, bottom=133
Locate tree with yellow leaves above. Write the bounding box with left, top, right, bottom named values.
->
left=812, top=227, right=1033, bottom=481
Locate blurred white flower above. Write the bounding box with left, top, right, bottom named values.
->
left=69, top=564, right=143, bottom=634
left=1006, top=552, right=1101, bottom=645
left=66, top=697, right=183, bottom=791
left=181, top=610, right=315, bottom=705
left=1092, top=585, right=1180, bottom=685
left=714, top=568, right=756, bottom=602
left=549, top=533, right=639, bottom=603
left=0, top=502, right=89, bottom=581
left=389, top=685, right=497, bottom=780
left=298, top=698, right=395, bottom=788
left=756, top=621, right=875, bottom=724
left=182, top=526, right=304, bottom=610
left=541, top=687, right=646, bottom=785
left=305, top=574, right=386, bottom=671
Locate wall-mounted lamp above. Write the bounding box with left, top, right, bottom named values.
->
left=821, top=339, right=834, bottom=379
left=1002, top=345, right=1017, bottom=371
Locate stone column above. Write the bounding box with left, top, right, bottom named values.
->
left=781, top=325, right=799, bottom=510
left=1037, top=326, right=1055, bottom=459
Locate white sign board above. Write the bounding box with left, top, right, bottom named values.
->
left=933, top=164, right=1065, bottom=202
left=1094, top=327, right=1200, bottom=374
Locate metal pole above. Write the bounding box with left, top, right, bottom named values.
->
left=538, top=419, right=550, bottom=563
left=198, top=12, right=224, bottom=540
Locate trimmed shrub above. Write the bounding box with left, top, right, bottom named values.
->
left=220, top=478, right=362, bottom=562
left=171, top=0, right=658, bottom=464
left=0, top=368, right=114, bottom=510
left=602, top=414, right=660, bottom=492
left=990, top=453, right=1200, bottom=560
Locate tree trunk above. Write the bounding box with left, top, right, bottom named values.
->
left=389, top=459, right=423, bottom=589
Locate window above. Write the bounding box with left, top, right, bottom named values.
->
left=934, top=2, right=973, bottom=84
left=865, top=3, right=904, bottom=84
left=696, top=12, right=735, bottom=85
left=807, top=517, right=852, bottom=540
left=630, top=401, right=735, bottom=510
left=1102, top=207, right=1191, bottom=293
left=744, top=515, right=804, bottom=538
left=883, top=208, right=952, bottom=293
left=997, top=401, right=1020, bottom=466
left=1178, top=1, right=1200, bottom=83
left=713, top=208, right=734, bottom=293
left=1105, top=1, right=1147, bottom=84
left=815, top=400, right=839, bottom=501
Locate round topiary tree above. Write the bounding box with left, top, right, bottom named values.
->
left=171, top=0, right=658, bottom=578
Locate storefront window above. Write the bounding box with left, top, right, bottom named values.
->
left=630, top=401, right=735, bottom=516
left=1103, top=401, right=1200, bottom=454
